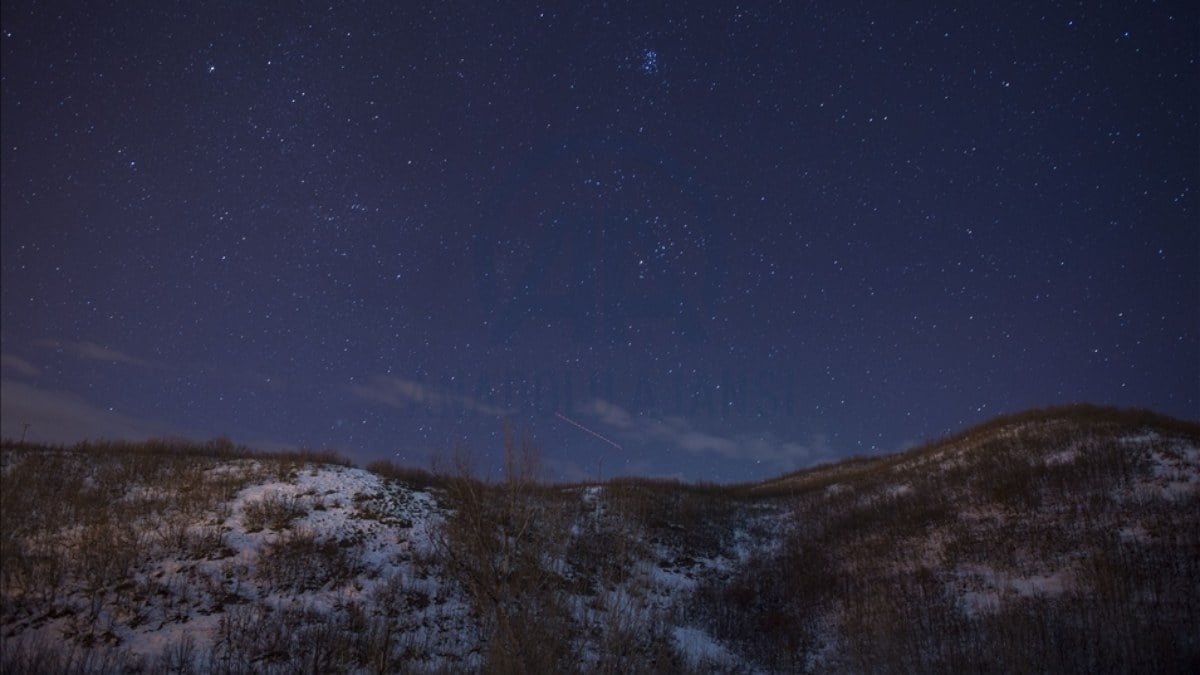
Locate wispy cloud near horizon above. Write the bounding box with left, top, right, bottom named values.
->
left=0, top=354, right=40, bottom=378
left=0, top=378, right=310, bottom=452
left=350, top=375, right=511, bottom=418
left=579, top=398, right=832, bottom=473
left=35, top=339, right=158, bottom=369
left=0, top=379, right=174, bottom=444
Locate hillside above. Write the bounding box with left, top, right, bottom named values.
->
left=2, top=405, right=1198, bottom=673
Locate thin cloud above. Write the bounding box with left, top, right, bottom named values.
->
left=350, top=375, right=511, bottom=417
left=544, top=454, right=666, bottom=483
left=0, top=379, right=174, bottom=444
left=586, top=398, right=636, bottom=429
left=580, top=398, right=831, bottom=473
left=0, top=379, right=299, bottom=451
left=1, top=354, right=40, bottom=378
left=36, top=339, right=157, bottom=368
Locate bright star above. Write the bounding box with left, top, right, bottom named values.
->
left=641, top=49, right=658, bottom=75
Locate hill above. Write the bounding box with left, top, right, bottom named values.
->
left=2, top=405, right=1198, bottom=673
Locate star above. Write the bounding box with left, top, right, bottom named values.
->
left=0, top=0, right=1194, bottom=482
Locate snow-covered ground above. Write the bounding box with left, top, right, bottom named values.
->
left=3, top=413, right=1198, bottom=673
left=1, top=454, right=783, bottom=672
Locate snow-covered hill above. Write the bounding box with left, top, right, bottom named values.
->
left=2, top=405, right=1198, bottom=673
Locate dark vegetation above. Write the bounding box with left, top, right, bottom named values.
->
left=696, top=405, right=1200, bottom=672
left=2, top=404, right=1198, bottom=673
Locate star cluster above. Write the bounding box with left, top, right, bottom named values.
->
left=2, top=1, right=1196, bottom=481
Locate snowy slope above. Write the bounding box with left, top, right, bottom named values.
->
left=2, top=405, right=1198, bottom=673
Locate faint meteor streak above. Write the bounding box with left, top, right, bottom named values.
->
left=555, top=411, right=623, bottom=450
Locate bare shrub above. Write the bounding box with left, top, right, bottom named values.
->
left=156, top=633, right=199, bottom=674
left=255, top=528, right=364, bottom=593
left=366, top=459, right=445, bottom=492
left=241, top=492, right=307, bottom=532
left=433, top=428, right=575, bottom=673
left=0, top=633, right=141, bottom=674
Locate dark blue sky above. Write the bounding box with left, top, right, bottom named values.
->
left=2, top=1, right=1197, bottom=482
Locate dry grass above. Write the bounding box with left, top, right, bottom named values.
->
left=684, top=405, right=1200, bottom=671
left=2, top=405, right=1198, bottom=673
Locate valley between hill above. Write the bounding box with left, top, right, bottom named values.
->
left=2, top=404, right=1197, bottom=673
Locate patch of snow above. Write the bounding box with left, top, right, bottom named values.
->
left=673, top=626, right=745, bottom=671
left=1044, top=449, right=1078, bottom=465
left=1120, top=441, right=1200, bottom=502
left=950, top=563, right=1073, bottom=618
left=1120, top=431, right=1162, bottom=445
left=959, top=590, right=1001, bottom=616
left=1007, top=571, right=1070, bottom=596
left=1118, top=524, right=1151, bottom=542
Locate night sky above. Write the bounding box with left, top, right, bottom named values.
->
left=2, top=1, right=1197, bottom=482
